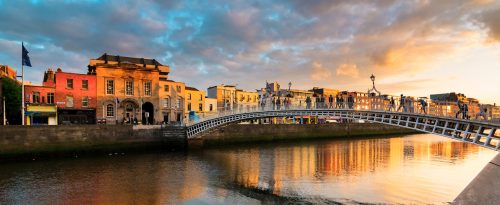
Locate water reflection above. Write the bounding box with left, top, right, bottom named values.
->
left=0, top=134, right=496, bottom=204
left=203, top=134, right=496, bottom=204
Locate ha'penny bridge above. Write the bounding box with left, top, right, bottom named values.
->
left=185, top=107, right=500, bottom=151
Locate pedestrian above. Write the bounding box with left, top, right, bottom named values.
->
left=475, top=106, right=488, bottom=121
left=276, top=96, right=281, bottom=110
left=388, top=97, right=395, bottom=111
left=348, top=95, right=354, bottom=109
left=462, top=103, right=469, bottom=119
left=328, top=95, right=334, bottom=109
left=419, top=99, right=427, bottom=114
left=306, top=96, right=312, bottom=109
left=339, top=95, right=345, bottom=109
left=272, top=97, right=276, bottom=110
left=397, top=94, right=405, bottom=112
left=456, top=101, right=463, bottom=118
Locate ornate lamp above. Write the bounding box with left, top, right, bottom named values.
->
left=367, top=74, right=381, bottom=96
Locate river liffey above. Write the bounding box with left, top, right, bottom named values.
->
left=0, top=133, right=497, bottom=204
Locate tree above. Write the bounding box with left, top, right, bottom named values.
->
left=1, top=78, right=21, bottom=124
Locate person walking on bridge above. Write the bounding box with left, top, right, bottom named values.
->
left=306, top=96, right=312, bottom=109
left=328, top=95, right=334, bottom=109
left=347, top=95, right=354, bottom=109
left=397, top=94, right=405, bottom=112
left=388, top=97, right=395, bottom=111
left=456, top=101, right=463, bottom=118
left=475, top=105, right=488, bottom=121
left=419, top=99, right=427, bottom=114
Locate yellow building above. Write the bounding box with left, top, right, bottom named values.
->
left=235, top=89, right=259, bottom=111
left=88, top=53, right=170, bottom=125
left=185, top=86, right=205, bottom=121
left=159, top=79, right=185, bottom=124
left=207, top=85, right=236, bottom=111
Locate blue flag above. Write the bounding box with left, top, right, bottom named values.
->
left=22, top=42, right=32, bottom=67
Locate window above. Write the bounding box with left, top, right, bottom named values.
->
left=42, top=96, right=45, bottom=103
left=82, top=80, right=88, bottom=90
left=188, top=102, right=192, bottom=111
left=67, top=79, right=73, bottom=89
left=66, top=96, right=74, bottom=107
left=47, top=93, right=54, bottom=104
left=164, top=85, right=169, bottom=92
left=188, top=93, right=191, bottom=100
left=176, top=85, right=181, bottom=92
left=106, top=104, right=114, bottom=117
left=126, top=80, right=133, bottom=96
left=33, top=92, right=40, bottom=103
left=199, top=103, right=203, bottom=111
left=106, top=79, right=114, bottom=95
left=199, top=94, right=202, bottom=101
left=82, top=96, right=89, bottom=107
left=144, top=81, right=152, bottom=96
left=163, top=97, right=170, bottom=108
left=209, top=104, right=213, bottom=111
left=176, top=99, right=181, bottom=108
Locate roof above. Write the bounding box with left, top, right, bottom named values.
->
left=96, top=53, right=163, bottom=66
left=185, top=86, right=199, bottom=91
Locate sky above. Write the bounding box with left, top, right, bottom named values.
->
left=1, top=0, right=500, bottom=104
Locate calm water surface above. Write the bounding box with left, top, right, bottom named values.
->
left=0, top=134, right=497, bottom=204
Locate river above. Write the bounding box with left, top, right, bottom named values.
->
left=0, top=133, right=496, bottom=204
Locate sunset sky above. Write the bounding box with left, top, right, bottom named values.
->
left=1, top=0, right=499, bottom=104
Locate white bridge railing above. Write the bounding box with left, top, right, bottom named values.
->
left=186, top=106, right=500, bottom=151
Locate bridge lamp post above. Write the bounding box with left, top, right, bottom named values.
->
left=367, top=74, right=381, bottom=110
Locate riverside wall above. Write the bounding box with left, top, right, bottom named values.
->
left=0, top=125, right=185, bottom=160
left=194, top=123, right=420, bottom=147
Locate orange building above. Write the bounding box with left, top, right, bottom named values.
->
left=0, top=65, right=17, bottom=80
left=88, top=53, right=169, bottom=124
left=185, top=86, right=205, bottom=121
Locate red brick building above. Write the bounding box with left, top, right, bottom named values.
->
left=55, top=68, right=97, bottom=124
left=24, top=69, right=57, bottom=125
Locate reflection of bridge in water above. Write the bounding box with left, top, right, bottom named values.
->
left=187, top=108, right=500, bottom=151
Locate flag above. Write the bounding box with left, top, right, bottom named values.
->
left=22, top=42, right=32, bottom=67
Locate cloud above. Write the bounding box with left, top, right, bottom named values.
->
left=0, top=0, right=499, bottom=103
left=310, top=62, right=332, bottom=81
left=336, top=64, right=359, bottom=78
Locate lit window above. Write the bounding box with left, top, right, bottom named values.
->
left=164, top=85, right=169, bottom=92
left=106, top=79, right=114, bottom=95
left=67, top=79, right=73, bottom=89
left=82, top=96, right=89, bottom=107
left=47, top=93, right=54, bottom=104
left=66, top=96, right=73, bottom=107
left=106, top=104, right=114, bottom=117
left=144, top=81, right=152, bottom=96
left=199, top=94, right=202, bottom=101
left=188, top=93, right=191, bottom=100
left=126, top=80, right=133, bottom=96
left=176, top=85, right=181, bottom=92
left=82, top=80, right=88, bottom=90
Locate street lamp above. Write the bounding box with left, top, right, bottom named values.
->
left=288, top=81, right=292, bottom=91
left=367, top=74, right=381, bottom=96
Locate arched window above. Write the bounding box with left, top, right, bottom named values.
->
left=106, top=104, right=114, bottom=117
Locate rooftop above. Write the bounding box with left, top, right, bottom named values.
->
left=96, top=53, right=163, bottom=66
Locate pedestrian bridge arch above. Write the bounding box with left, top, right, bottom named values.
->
left=186, top=109, right=500, bottom=151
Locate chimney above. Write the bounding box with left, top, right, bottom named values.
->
left=141, top=58, right=146, bottom=67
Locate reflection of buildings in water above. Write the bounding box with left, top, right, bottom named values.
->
left=206, top=135, right=483, bottom=196
left=73, top=156, right=208, bottom=204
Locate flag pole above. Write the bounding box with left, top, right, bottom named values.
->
left=21, top=59, right=25, bottom=125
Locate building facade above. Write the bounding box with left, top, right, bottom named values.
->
left=185, top=86, right=205, bottom=121
left=55, top=68, right=97, bottom=124
left=159, top=79, right=185, bottom=124
left=207, top=85, right=236, bottom=111
left=88, top=53, right=169, bottom=125
left=235, top=89, right=259, bottom=111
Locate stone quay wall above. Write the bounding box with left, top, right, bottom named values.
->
left=0, top=125, right=185, bottom=160
left=194, top=123, right=420, bottom=147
